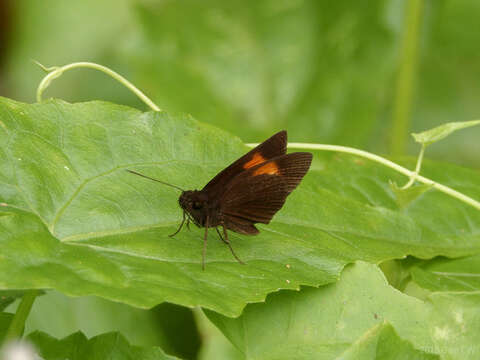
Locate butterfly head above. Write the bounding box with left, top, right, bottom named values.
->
left=179, top=190, right=209, bottom=226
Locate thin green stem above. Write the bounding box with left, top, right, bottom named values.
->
left=246, top=142, right=480, bottom=211
left=35, top=61, right=161, bottom=111
left=3, top=290, right=39, bottom=342
left=401, top=144, right=425, bottom=189
left=391, top=0, right=424, bottom=156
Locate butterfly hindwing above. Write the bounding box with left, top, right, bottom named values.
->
left=220, top=152, right=312, bottom=232
left=202, top=130, right=287, bottom=197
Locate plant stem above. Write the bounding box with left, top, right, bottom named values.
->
left=246, top=142, right=480, bottom=211
left=35, top=62, right=161, bottom=112
left=3, top=290, right=39, bottom=342
left=401, top=144, right=425, bottom=189
left=391, top=0, right=424, bottom=156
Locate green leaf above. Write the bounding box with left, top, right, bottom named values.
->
left=207, top=262, right=480, bottom=359
left=411, top=255, right=480, bottom=292
left=303, top=152, right=480, bottom=260
left=340, top=323, right=439, bottom=360
left=411, top=120, right=480, bottom=146
left=26, top=331, right=180, bottom=360
left=206, top=262, right=438, bottom=359
left=427, top=292, right=480, bottom=358
left=388, top=180, right=432, bottom=209
left=1, top=97, right=347, bottom=317
left=0, top=98, right=479, bottom=316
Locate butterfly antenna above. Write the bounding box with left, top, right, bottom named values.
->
left=126, top=170, right=184, bottom=192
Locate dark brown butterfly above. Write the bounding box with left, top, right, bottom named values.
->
left=128, top=130, right=312, bottom=269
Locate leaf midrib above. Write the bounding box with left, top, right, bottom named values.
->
left=49, top=161, right=176, bottom=235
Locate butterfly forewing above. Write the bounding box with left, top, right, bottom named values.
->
left=220, top=152, right=312, bottom=230
left=202, top=130, right=287, bottom=197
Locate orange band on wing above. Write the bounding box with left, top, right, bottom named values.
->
left=253, top=162, right=280, bottom=176
left=243, top=152, right=266, bottom=169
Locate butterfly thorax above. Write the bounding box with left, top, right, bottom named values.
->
left=178, top=190, right=221, bottom=227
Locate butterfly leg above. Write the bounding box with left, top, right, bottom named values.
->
left=202, top=216, right=209, bottom=270
left=186, top=218, right=191, bottom=231
left=217, top=225, right=245, bottom=265
left=169, top=211, right=186, bottom=237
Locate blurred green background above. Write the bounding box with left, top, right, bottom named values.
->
left=1, top=0, right=479, bottom=358
left=2, top=0, right=480, bottom=165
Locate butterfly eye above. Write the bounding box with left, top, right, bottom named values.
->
left=193, top=201, right=203, bottom=210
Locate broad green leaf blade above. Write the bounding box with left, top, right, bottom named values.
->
left=206, top=262, right=437, bottom=359
left=299, top=152, right=480, bottom=259
left=340, top=323, right=439, bottom=360
left=26, top=331, right=180, bottom=360
left=207, top=262, right=480, bottom=359
left=0, top=97, right=344, bottom=317
left=412, top=119, right=480, bottom=146
left=411, top=255, right=480, bottom=292
left=0, top=98, right=479, bottom=316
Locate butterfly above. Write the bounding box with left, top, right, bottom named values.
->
left=128, top=130, right=312, bottom=269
